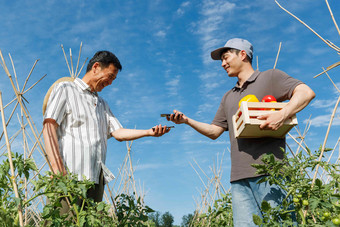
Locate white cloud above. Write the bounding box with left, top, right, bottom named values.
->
left=176, top=1, right=191, bottom=17
left=155, top=30, right=166, bottom=39
left=166, top=75, right=181, bottom=96
left=201, top=1, right=235, bottom=16
left=196, top=103, right=215, bottom=116
left=311, top=99, right=337, bottom=109
left=197, top=1, right=236, bottom=65
left=204, top=82, right=220, bottom=91
left=306, top=114, right=340, bottom=127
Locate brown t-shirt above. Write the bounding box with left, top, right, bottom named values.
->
left=212, top=69, right=303, bottom=182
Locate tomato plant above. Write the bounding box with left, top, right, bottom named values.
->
left=251, top=146, right=340, bottom=226
left=332, top=217, right=340, bottom=225
left=192, top=193, right=233, bottom=227
left=0, top=151, right=155, bottom=227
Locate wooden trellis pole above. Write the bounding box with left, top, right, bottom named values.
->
left=0, top=92, right=24, bottom=227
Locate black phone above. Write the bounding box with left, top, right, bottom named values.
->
left=160, top=113, right=183, bottom=117
left=152, top=126, right=174, bottom=131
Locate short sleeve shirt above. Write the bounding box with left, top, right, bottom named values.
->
left=44, top=78, right=122, bottom=183
left=212, top=69, right=303, bottom=182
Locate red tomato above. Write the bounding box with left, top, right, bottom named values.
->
left=262, top=95, right=277, bottom=102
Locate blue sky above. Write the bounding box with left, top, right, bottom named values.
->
left=0, top=0, right=339, bottom=224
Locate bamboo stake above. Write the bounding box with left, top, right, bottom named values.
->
left=75, top=42, right=82, bottom=77
left=325, top=0, right=340, bottom=37
left=0, top=92, right=24, bottom=226
left=323, top=67, right=340, bottom=93
left=0, top=101, right=20, bottom=141
left=3, top=73, right=46, bottom=111
left=22, top=74, right=47, bottom=95
left=312, top=94, right=340, bottom=186
left=275, top=0, right=340, bottom=53
left=287, top=132, right=310, bottom=154
left=76, top=57, right=88, bottom=79
left=21, top=111, right=28, bottom=226
left=321, top=137, right=340, bottom=181
left=273, top=42, right=282, bottom=69
left=9, top=53, right=20, bottom=91
left=0, top=50, right=53, bottom=171
left=70, top=48, right=74, bottom=77
left=61, top=44, right=72, bottom=77
left=22, top=60, right=39, bottom=91
left=0, top=125, right=26, bottom=157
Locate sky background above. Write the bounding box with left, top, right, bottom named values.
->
left=0, top=0, right=339, bottom=225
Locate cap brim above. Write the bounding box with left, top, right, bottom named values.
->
left=211, top=47, right=229, bottom=60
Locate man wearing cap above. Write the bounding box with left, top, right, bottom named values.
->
left=168, top=38, right=315, bottom=225
left=43, top=51, right=171, bottom=211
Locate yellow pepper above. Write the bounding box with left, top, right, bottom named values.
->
left=238, top=94, right=259, bottom=107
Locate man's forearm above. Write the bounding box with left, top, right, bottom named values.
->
left=43, top=120, right=66, bottom=175
left=112, top=128, right=150, bottom=141
left=282, top=84, right=315, bottom=120
left=186, top=118, right=224, bottom=140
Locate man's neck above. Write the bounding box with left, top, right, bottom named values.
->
left=237, top=66, right=255, bottom=88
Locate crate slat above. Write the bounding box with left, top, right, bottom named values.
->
left=232, top=101, right=298, bottom=138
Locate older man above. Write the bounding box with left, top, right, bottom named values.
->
left=43, top=51, right=170, bottom=205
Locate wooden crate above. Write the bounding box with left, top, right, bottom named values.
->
left=232, top=101, right=298, bottom=138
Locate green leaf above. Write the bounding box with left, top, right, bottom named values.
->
left=97, top=202, right=104, bottom=212
left=253, top=214, right=262, bottom=226
left=261, top=200, right=271, bottom=212
left=315, top=178, right=322, bottom=188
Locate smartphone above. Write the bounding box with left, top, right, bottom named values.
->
left=152, top=126, right=174, bottom=131
left=160, top=113, right=183, bottom=117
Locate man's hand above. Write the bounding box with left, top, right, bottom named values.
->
left=149, top=124, right=171, bottom=137
left=258, top=110, right=285, bottom=130
left=166, top=110, right=188, bottom=124
left=258, top=84, right=315, bottom=131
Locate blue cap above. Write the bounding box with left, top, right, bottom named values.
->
left=211, top=38, right=253, bottom=60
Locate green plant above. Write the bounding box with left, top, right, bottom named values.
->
left=0, top=152, right=37, bottom=227
left=31, top=171, right=113, bottom=226
left=251, top=147, right=340, bottom=226
left=0, top=151, right=156, bottom=226
left=114, top=193, right=154, bottom=227
left=193, top=192, right=233, bottom=227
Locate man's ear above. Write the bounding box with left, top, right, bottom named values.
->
left=239, top=50, right=248, bottom=61
left=92, top=62, right=101, bottom=73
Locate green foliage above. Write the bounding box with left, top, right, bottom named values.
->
left=114, top=193, right=154, bottom=227
left=192, top=193, right=233, bottom=227
left=160, top=211, right=174, bottom=227
left=33, top=171, right=113, bottom=226
left=0, top=152, right=37, bottom=227
left=0, top=152, right=155, bottom=226
left=251, top=147, right=340, bottom=226
left=149, top=211, right=177, bottom=227
left=149, top=211, right=161, bottom=227
left=181, top=213, right=194, bottom=227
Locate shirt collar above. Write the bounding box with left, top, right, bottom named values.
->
left=232, top=70, right=260, bottom=92
left=74, top=78, right=98, bottom=96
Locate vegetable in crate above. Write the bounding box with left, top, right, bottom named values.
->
left=238, top=94, right=259, bottom=107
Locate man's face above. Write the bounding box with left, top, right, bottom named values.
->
left=93, top=63, right=118, bottom=92
left=221, top=50, right=242, bottom=77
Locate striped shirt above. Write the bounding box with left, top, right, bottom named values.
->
left=44, top=78, right=122, bottom=183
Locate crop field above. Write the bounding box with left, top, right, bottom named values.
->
left=0, top=1, right=339, bottom=227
